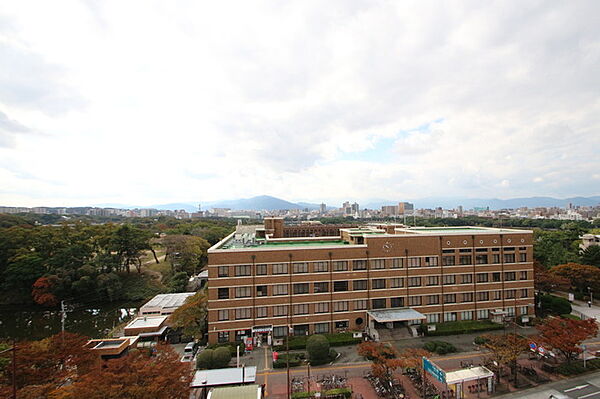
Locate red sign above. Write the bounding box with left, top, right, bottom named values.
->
left=273, top=351, right=279, bottom=361
left=244, top=337, right=253, bottom=352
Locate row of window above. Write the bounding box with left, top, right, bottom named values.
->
left=216, top=289, right=530, bottom=320
left=217, top=271, right=529, bottom=299
left=216, top=251, right=529, bottom=277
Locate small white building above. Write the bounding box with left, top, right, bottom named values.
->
left=140, top=292, right=195, bottom=316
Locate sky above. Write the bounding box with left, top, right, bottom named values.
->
left=1, top=0, right=599, bottom=207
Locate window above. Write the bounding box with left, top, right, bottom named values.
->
left=391, top=258, right=403, bottom=268
left=333, top=261, right=348, bottom=271
left=372, top=298, right=386, bottom=309
left=218, top=309, right=229, bottom=321
left=424, top=256, right=438, bottom=266
left=314, top=282, right=329, bottom=293
left=505, top=289, right=516, bottom=299
left=315, top=302, right=329, bottom=313
left=504, top=247, right=515, bottom=251
left=459, top=248, right=472, bottom=253
left=504, top=254, right=516, bottom=263
left=334, top=301, right=349, bottom=312
left=492, top=254, right=500, bottom=263
left=520, top=306, right=528, bottom=315
left=273, top=326, right=286, bottom=337
left=293, top=304, right=309, bottom=315
left=314, top=261, right=328, bottom=272
left=476, top=273, right=488, bottom=283
left=334, top=281, right=349, bottom=292
left=408, top=296, right=422, bottom=306
left=256, top=285, right=268, bottom=297
left=443, top=275, right=456, bottom=285
left=459, top=255, right=472, bottom=265
left=355, top=300, right=367, bottom=310
left=235, top=308, right=251, bottom=320
left=293, top=262, right=308, bottom=273
left=353, top=260, right=367, bottom=270
left=372, top=259, right=385, bottom=269
left=442, top=249, right=455, bottom=254
left=408, top=277, right=421, bottom=287
left=461, top=274, right=473, bottom=284
left=519, top=246, right=527, bottom=250
left=493, top=290, right=502, bottom=300
left=492, top=248, right=500, bottom=252
left=443, top=294, right=456, bottom=303
left=391, top=297, right=404, bottom=307
left=444, top=312, right=457, bottom=322
left=218, top=331, right=229, bottom=343
left=426, top=314, right=439, bottom=323
left=391, top=278, right=404, bottom=288
left=475, top=248, right=488, bottom=252
left=256, top=307, right=267, bottom=318
left=477, top=291, right=489, bottom=301
left=218, top=288, right=229, bottom=299
left=273, top=284, right=288, bottom=296
left=235, top=265, right=251, bottom=276
left=427, top=276, right=439, bottom=286
left=520, top=271, right=528, bottom=280
left=462, top=292, right=473, bottom=302
left=492, top=272, right=501, bottom=282
left=293, top=283, right=309, bottom=295
left=353, top=280, right=367, bottom=290
left=442, top=256, right=456, bottom=266
left=218, top=266, right=229, bottom=277
left=521, top=288, right=528, bottom=298
left=272, top=263, right=288, bottom=275
left=315, top=322, right=329, bottom=334
left=256, top=264, right=267, bottom=275
left=273, top=306, right=288, bottom=317
left=335, top=321, right=348, bottom=329
left=505, top=272, right=516, bottom=281
left=427, top=295, right=440, bottom=305
left=476, top=255, right=488, bottom=264
left=461, top=311, right=473, bottom=321
left=235, top=286, right=251, bottom=298
left=372, top=279, right=386, bottom=289
left=506, top=307, right=515, bottom=316
left=519, top=253, right=527, bottom=262
left=477, top=309, right=489, bottom=319
left=408, top=257, right=421, bottom=268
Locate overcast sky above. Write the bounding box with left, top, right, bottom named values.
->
left=1, top=1, right=599, bottom=207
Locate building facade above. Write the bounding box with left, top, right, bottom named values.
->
left=206, top=219, right=534, bottom=344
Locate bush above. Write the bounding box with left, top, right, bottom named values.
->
left=324, top=388, right=352, bottom=398
left=423, top=341, right=457, bottom=355
left=473, top=336, right=489, bottom=345
left=273, top=332, right=361, bottom=351
left=213, top=346, right=232, bottom=368
left=541, top=294, right=572, bottom=315
left=196, top=349, right=214, bottom=369
left=557, top=362, right=586, bottom=376
left=207, top=342, right=244, bottom=357
left=307, top=335, right=330, bottom=364
left=273, top=353, right=304, bottom=369
left=292, top=392, right=317, bottom=399
left=424, top=320, right=504, bottom=336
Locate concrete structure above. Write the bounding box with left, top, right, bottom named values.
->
left=206, top=219, right=534, bottom=344
left=207, top=385, right=262, bottom=399
left=85, top=337, right=139, bottom=359
left=123, top=315, right=168, bottom=336
left=580, top=234, right=600, bottom=250
left=140, top=292, right=195, bottom=316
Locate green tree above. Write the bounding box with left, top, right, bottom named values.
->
left=163, top=235, right=210, bottom=274
left=196, top=349, right=214, bottom=369
left=212, top=347, right=232, bottom=368
left=306, top=335, right=330, bottom=365
left=96, top=272, right=123, bottom=301
left=2, top=252, right=45, bottom=295
left=581, top=246, right=600, bottom=267
left=168, top=292, right=207, bottom=340
left=169, top=272, right=189, bottom=293
left=111, top=225, right=154, bottom=273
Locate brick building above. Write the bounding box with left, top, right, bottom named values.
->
left=206, top=218, right=534, bottom=344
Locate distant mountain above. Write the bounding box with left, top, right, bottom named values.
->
left=204, top=195, right=304, bottom=211
left=368, top=196, right=600, bottom=210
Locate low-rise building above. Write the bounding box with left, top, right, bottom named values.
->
left=140, top=292, right=196, bottom=316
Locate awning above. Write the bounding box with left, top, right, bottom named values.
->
left=367, top=308, right=426, bottom=323
left=191, top=366, right=257, bottom=388
left=446, top=366, right=494, bottom=384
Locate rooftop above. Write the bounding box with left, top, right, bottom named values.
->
left=207, top=384, right=262, bottom=399
left=125, top=315, right=167, bottom=329
left=141, top=292, right=195, bottom=310
left=395, top=226, right=531, bottom=235
left=191, top=366, right=257, bottom=388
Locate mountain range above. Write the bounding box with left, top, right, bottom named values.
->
left=97, top=195, right=600, bottom=212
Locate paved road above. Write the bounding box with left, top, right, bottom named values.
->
left=498, top=370, right=600, bottom=399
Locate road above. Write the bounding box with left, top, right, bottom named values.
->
left=498, top=370, right=600, bottom=399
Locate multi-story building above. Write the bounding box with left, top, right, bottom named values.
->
left=206, top=218, right=534, bottom=344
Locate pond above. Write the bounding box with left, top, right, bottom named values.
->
left=0, top=301, right=141, bottom=341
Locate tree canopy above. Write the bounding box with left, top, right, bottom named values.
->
left=538, top=317, right=598, bottom=363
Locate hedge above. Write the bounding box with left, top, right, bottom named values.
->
left=292, top=392, right=317, bottom=399
left=423, top=320, right=504, bottom=336
left=273, top=332, right=361, bottom=351
left=273, top=353, right=305, bottom=369
left=540, top=294, right=572, bottom=316
left=423, top=341, right=457, bottom=355
left=557, top=358, right=600, bottom=376
left=291, top=388, right=352, bottom=399
left=207, top=342, right=245, bottom=357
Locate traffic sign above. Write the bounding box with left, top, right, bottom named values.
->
left=529, top=342, right=537, bottom=351
left=423, top=357, right=446, bottom=383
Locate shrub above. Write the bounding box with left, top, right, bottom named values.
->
left=291, top=392, right=317, bottom=399
left=473, top=336, right=489, bottom=345
left=423, top=341, right=457, bottom=355
left=541, top=295, right=572, bottom=315
left=425, top=320, right=504, bottom=336
left=324, top=388, right=352, bottom=398
left=273, top=332, right=361, bottom=351
left=207, top=342, right=244, bottom=357
left=213, top=346, right=232, bottom=368
left=557, top=362, right=586, bottom=376
left=196, top=349, right=214, bottom=369
left=307, top=335, right=330, bottom=364
left=273, top=353, right=304, bottom=369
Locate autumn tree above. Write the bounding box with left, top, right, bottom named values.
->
left=538, top=317, right=598, bottom=363
left=481, top=333, right=528, bottom=383
left=32, top=276, right=59, bottom=307
left=551, top=263, right=600, bottom=293
left=51, top=344, right=191, bottom=399
left=169, top=291, right=208, bottom=340
left=358, top=342, right=430, bottom=385
left=534, top=261, right=570, bottom=293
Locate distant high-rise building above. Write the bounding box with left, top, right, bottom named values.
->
left=398, top=202, right=414, bottom=214
left=351, top=202, right=360, bottom=214
left=320, top=203, right=327, bottom=214
left=381, top=205, right=398, bottom=216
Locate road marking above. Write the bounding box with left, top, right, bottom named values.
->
left=578, top=391, right=600, bottom=399
left=264, top=372, right=269, bottom=397
left=264, top=347, right=270, bottom=371
left=565, top=384, right=590, bottom=392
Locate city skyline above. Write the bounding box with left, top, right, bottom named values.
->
left=1, top=1, right=600, bottom=206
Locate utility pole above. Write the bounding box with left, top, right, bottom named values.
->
left=12, top=338, right=16, bottom=399
left=61, top=300, right=66, bottom=333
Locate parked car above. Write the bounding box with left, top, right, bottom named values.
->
left=180, top=354, right=193, bottom=363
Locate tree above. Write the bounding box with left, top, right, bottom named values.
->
left=169, top=291, right=207, bottom=340
left=2, top=252, right=45, bottom=296
left=551, top=263, right=600, bottom=293
left=306, top=335, right=330, bottom=365
left=581, top=246, right=600, bottom=267
left=51, top=344, right=191, bottom=399
left=196, top=349, right=214, bottom=369
left=169, top=271, right=189, bottom=293
left=539, top=294, right=572, bottom=316
left=534, top=229, right=581, bottom=268
left=111, top=225, right=154, bottom=273
left=163, top=235, right=210, bottom=274
left=31, top=276, right=58, bottom=307
left=534, top=261, right=570, bottom=293
left=481, top=333, right=528, bottom=383
left=212, top=347, right=232, bottom=368
left=357, top=342, right=428, bottom=384
left=538, top=317, right=598, bottom=363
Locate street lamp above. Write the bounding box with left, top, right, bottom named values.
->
left=588, top=287, right=593, bottom=307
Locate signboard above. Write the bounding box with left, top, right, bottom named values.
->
left=244, top=337, right=253, bottom=352
left=423, top=357, right=446, bottom=383
left=569, top=293, right=575, bottom=302
left=538, top=346, right=546, bottom=355
left=529, top=342, right=537, bottom=351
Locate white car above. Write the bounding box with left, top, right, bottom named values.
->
left=180, top=354, right=193, bottom=363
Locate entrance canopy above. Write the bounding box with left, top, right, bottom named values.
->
left=367, top=308, right=426, bottom=323
left=446, top=366, right=494, bottom=384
